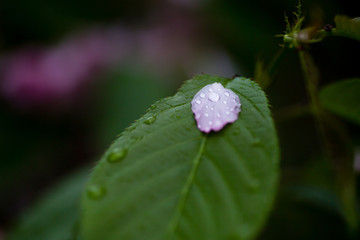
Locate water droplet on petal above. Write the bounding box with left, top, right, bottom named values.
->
left=209, top=88, right=213, bottom=92
left=196, top=99, right=201, bottom=104
left=208, top=92, right=220, bottom=102
left=216, top=113, right=221, bottom=118
left=226, top=111, right=230, bottom=115
left=252, top=138, right=262, bottom=147
left=87, top=184, right=106, bottom=200
left=144, top=116, right=156, bottom=125
left=107, top=147, right=127, bottom=163
left=209, top=121, right=213, bottom=125
left=223, top=100, right=227, bottom=105
left=248, top=179, right=260, bottom=191
left=210, top=107, right=214, bottom=111
left=225, top=91, right=230, bottom=97
left=204, top=113, right=209, bottom=117
left=200, top=93, right=205, bottom=98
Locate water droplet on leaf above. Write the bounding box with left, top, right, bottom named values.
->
left=248, top=179, right=260, bottom=191
left=87, top=184, right=106, bottom=200
left=107, top=147, right=128, bottom=163
left=233, top=129, right=240, bottom=135
left=252, top=138, right=262, bottom=147
left=144, top=116, right=156, bottom=125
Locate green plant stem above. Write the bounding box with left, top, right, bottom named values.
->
left=255, top=48, right=285, bottom=89
left=298, top=49, right=358, bottom=234
left=267, top=48, right=285, bottom=78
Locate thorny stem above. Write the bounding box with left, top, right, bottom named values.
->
left=298, top=49, right=358, bottom=234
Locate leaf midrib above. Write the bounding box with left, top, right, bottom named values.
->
left=164, top=79, right=255, bottom=238
left=165, top=136, right=207, bottom=238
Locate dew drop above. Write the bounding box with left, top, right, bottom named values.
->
left=226, top=111, right=230, bottom=115
left=208, top=92, right=220, bottom=102
left=223, top=100, right=227, bottom=105
left=248, top=179, right=260, bottom=191
left=200, top=93, right=205, bottom=98
left=205, top=105, right=209, bottom=109
left=252, top=138, right=262, bottom=147
left=209, top=88, right=213, bottom=92
left=87, top=184, right=106, bottom=200
left=196, top=99, right=201, bottom=104
left=210, top=107, right=214, bottom=111
left=216, top=113, right=221, bottom=118
left=107, top=147, right=127, bottom=163
left=224, top=91, right=230, bottom=97
left=195, top=114, right=200, bottom=120
left=209, top=121, right=213, bottom=125
left=204, top=113, right=209, bottom=117
left=198, top=124, right=201, bottom=128
left=144, top=116, right=156, bottom=125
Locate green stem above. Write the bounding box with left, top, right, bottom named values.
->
left=255, top=48, right=285, bottom=89
left=298, top=49, right=358, bottom=234
left=267, top=47, right=285, bottom=77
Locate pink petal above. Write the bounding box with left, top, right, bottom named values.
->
left=191, top=82, right=241, bottom=133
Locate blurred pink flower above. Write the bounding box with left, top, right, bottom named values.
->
left=0, top=10, right=236, bottom=111
left=0, top=27, right=131, bottom=109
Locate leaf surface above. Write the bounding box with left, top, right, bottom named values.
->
left=319, top=78, right=360, bottom=126
left=81, top=74, right=279, bottom=240
left=333, top=15, right=360, bottom=41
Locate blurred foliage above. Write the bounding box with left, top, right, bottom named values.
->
left=320, top=78, right=360, bottom=126
left=333, top=15, right=360, bottom=41
left=6, top=168, right=89, bottom=240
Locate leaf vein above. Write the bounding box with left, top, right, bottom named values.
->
left=165, top=137, right=207, bottom=238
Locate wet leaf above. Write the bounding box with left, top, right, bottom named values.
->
left=81, top=74, right=279, bottom=240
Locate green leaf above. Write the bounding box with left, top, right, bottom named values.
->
left=7, top=168, right=89, bottom=240
left=333, top=15, right=360, bottom=41
left=319, top=78, right=360, bottom=126
left=81, top=74, right=279, bottom=240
